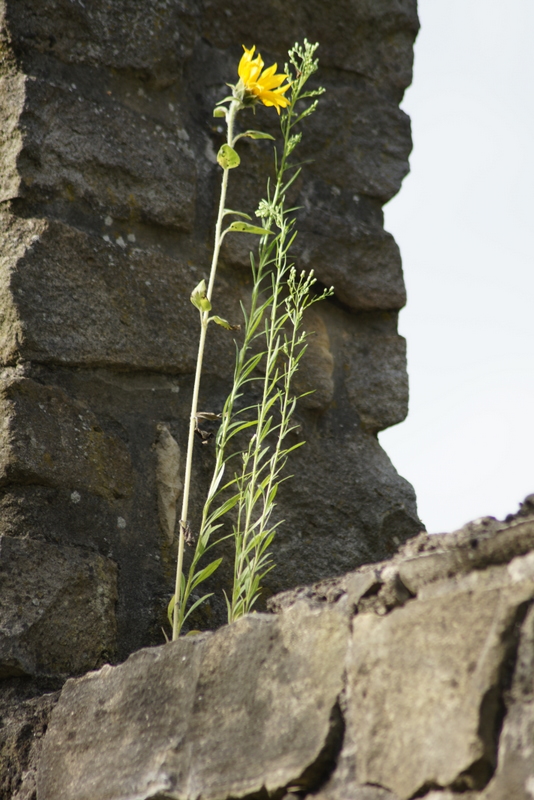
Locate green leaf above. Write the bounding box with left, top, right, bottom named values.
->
left=209, top=493, right=239, bottom=522
left=217, top=144, right=240, bottom=170
left=167, top=594, right=176, bottom=627
left=183, top=593, right=214, bottom=623
left=227, top=222, right=273, bottom=236
left=213, top=107, right=226, bottom=118
left=223, top=209, right=252, bottom=220
left=241, top=130, right=275, bottom=140
left=210, top=315, right=241, bottom=331
left=191, top=558, right=223, bottom=592
left=190, top=279, right=212, bottom=312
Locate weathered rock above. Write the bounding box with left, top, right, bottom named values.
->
left=481, top=596, right=534, bottom=800
left=315, top=785, right=399, bottom=800
left=155, top=423, right=182, bottom=544
left=0, top=372, right=133, bottom=499
left=32, top=506, right=534, bottom=800
left=0, top=212, right=238, bottom=374
left=397, top=518, right=534, bottom=594
left=37, top=602, right=348, bottom=800
left=268, top=510, right=534, bottom=616
left=0, top=537, right=117, bottom=677
left=0, top=678, right=60, bottom=800
left=343, top=554, right=534, bottom=799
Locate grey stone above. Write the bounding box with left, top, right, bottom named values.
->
left=4, top=1, right=199, bottom=78
left=262, top=423, right=421, bottom=599
left=0, top=537, right=117, bottom=677
left=0, top=679, right=60, bottom=800
left=343, top=554, right=534, bottom=799
left=0, top=373, right=133, bottom=500
left=0, top=212, right=239, bottom=374
left=269, top=511, right=534, bottom=616
left=19, top=61, right=196, bottom=232
left=155, top=423, right=182, bottom=545
left=481, top=599, right=534, bottom=800
left=343, top=331, right=408, bottom=432
left=420, top=794, right=479, bottom=800
left=313, top=783, right=399, bottom=800
left=37, top=602, right=348, bottom=800
left=398, top=517, right=534, bottom=594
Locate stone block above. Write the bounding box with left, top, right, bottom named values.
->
left=5, top=0, right=199, bottom=78
left=37, top=602, right=348, bottom=800
left=262, top=425, right=421, bottom=596
left=0, top=373, right=133, bottom=500
left=343, top=554, right=534, bottom=799
left=343, top=331, right=408, bottom=432
left=200, top=0, right=419, bottom=97
left=0, top=679, right=60, bottom=800
left=14, top=56, right=197, bottom=231
left=0, top=537, right=117, bottom=677
left=0, top=212, right=243, bottom=374
left=398, top=518, right=534, bottom=594
left=0, top=69, right=25, bottom=204
left=482, top=597, right=534, bottom=800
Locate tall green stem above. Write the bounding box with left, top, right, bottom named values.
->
left=172, top=100, right=239, bottom=641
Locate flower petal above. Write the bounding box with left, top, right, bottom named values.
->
left=236, top=45, right=291, bottom=113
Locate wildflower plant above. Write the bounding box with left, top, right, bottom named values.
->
left=170, top=40, right=330, bottom=640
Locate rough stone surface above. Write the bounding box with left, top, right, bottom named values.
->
left=0, top=0, right=422, bottom=657
left=0, top=372, right=133, bottom=499
left=0, top=537, right=117, bottom=677
left=32, top=503, right=534, bottom=800
left=37, top=602, right=348, bottom=800
left=268, top=512, right=534, bottom=616
left=343, top=557, right=534, bottom=799
left=0, top=679, right=60, bottom=800
left=481, top=599, right=534, bottom=800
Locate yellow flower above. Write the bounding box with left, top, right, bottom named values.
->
left=237, top=45, right=290, bottom=114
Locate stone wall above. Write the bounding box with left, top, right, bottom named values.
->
left=0, top=1, right=426, bottom=796
left=0, top=0, right=420, bottom=657
left=30, top=499, right=534, bottom=800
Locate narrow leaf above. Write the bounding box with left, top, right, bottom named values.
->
left=227, top=222, right=273, bottom=236
left=191, top=558, right=223, bottom=592
left=183, top=593, right=214, bottom=623
left=241, top=130, right=275, bottom=141
left=224, top=209, right=252, bottom=220
left=167, top=594, right=176, bottom=627
left=207, top=464, right=225, bottom=500
left=209, top=493, right=239, bottom=521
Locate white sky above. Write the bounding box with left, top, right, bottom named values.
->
left=379, top=0, right=534, bottom=533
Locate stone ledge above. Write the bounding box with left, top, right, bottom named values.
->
left=37, top=603, right=348, bottom=800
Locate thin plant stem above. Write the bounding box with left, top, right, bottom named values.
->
left=172, top=100, right=239, bottom=641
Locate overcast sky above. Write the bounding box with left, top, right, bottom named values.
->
left=379, top=0, right=534, bottom=533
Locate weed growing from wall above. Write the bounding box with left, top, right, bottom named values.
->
left=169, top=41, right=330, bottom=639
